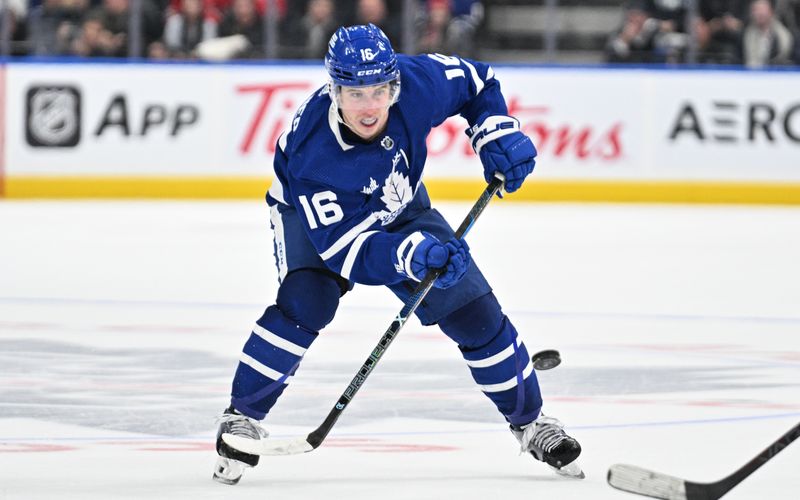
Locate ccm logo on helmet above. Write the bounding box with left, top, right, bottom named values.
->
left=356, top=69, right=382, bottom=76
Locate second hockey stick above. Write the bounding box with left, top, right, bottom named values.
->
left=223, top=174, right=506, bottom=456
left=607, top=419, right=800, bottom=500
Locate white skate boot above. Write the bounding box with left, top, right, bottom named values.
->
left=212, top=406, right=268, bottom=485
left=511, top=414, right=584, bottom=479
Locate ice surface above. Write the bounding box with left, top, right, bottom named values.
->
left=1, top=200, right=798, bottom=499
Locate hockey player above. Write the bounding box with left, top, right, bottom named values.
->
left=213, top=23, right=582, bottom=485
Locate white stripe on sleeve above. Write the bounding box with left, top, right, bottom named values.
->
left=340, top=230, right=378, bottom=280
left=319, top=212, right=381, bottom=261
left=461, top=59, right=484, bottom=94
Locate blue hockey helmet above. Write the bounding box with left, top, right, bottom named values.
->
left=325, top=24, right=400, bottom=88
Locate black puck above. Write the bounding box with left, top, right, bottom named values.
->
left=531, top=349, right=561, bottom=370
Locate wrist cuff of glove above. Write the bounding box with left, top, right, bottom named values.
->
left=395, top=231, right=426, bottom=282
left=467, top=115, right=521, bottom=155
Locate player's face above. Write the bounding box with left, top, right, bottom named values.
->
left=338, top=83, right=392, bottom=141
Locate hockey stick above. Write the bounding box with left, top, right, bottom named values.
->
left=607, top=420, right=800, bottom=500
left=223, top=174, right=506, bottom=456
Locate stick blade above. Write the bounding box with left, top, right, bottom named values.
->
left=222, top=433, right=314, bottom=456
left=607, top=464, right=688, bottom=500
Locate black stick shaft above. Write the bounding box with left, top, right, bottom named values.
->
left=693, top=420, right=800, bottom=500
left=306, top=176, right=505, bottom=449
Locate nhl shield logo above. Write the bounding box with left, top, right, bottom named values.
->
left=26, top=85, right=81, bottom=148
left=380, top=136, right=394, bottom=150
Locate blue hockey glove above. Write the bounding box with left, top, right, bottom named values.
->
left=395, top=232, right=471, bottom=289
left=467, top=115, right=537, bottom=193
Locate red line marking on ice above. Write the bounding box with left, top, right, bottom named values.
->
left=0, top=443, right=77, bottom=453
left=322, top=438, right=458, bottom=453
left=99, top=440, right=215, bottom=452
left=1, top=438, right=455, bottom=454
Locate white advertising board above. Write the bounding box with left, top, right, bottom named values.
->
left=4, top=62, right=800, bottom=182
left=4, top=63, right=327, bottom=176
left=454, top=67, right=800, bottom=181
left=649, top=70, right=800, bottom=180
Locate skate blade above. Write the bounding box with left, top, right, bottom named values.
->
left=552, top=461, right=585, bottom=479
left=212, top=456, right=246, bottom=485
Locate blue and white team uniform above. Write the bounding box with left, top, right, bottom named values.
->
left=247, top=52, right=541, bottom=423
left=213, top=24, right=582, bottom=486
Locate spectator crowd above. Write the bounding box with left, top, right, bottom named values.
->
left=1, top=0, right=483, bottom=60
left=0, top=0, right=798, bottom=67
left=605, top=0, right=800, bottom=67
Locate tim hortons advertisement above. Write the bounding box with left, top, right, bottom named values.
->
left=4, top=63, right=799, bottom=181
left=230, top=67, right=645, bottom=180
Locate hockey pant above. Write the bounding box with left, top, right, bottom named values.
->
left=230, top=271, right=541, bottom=426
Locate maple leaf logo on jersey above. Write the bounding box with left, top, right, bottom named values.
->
left=377, top=169, right=412, bottom=225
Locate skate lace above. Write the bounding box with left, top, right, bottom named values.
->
left=216, top=413, right=269, bottom=440
left=521, top=416, right=567, bottom=454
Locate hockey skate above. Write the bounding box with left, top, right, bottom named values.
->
left=212, top=407, right=268, bottom=485
left=511, top=414, right=584, bottom=479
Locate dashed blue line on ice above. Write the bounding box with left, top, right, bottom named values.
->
left=2, top=295, right=800, bottom=326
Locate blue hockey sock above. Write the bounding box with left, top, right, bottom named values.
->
left=230, top=270, right=341, bottom=420
left=438, top=293, right=543, bottom=426
left=230, top=305, right=317, bottom=420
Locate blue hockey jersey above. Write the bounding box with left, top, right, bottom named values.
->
left=266, top=53, right=508, bottom=286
